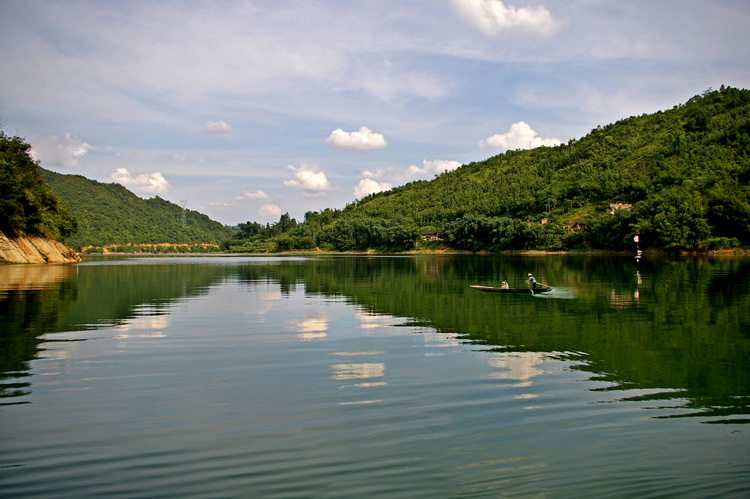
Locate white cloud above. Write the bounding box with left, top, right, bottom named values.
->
left=363, top=166, right=406, bottom=185
left=349, top=60, right=450, bottom=102
left=449, top=0, right=561, bottom=37
left=235, top=190, right=269, bottom=201
left=408, top=159, right=462, bottom=176
left=111, top=167, right=171, bottom=194
left=258, top=203, right=281, bottom=218
left=363, top=166, right=403, bottom=181
left=29, top=133, right=92, bottom=168
left=479, top=121, right=562, bottom=152
left=354, top=158, right=461, bottom=198
left=4, top=1, right=747, bottom=228
left=326, top=126, right=387, bottom=151
left=204, top=120, right=233, bottom=134
left=354, top=178, right=392, bottom=198
left=362, top=71, right=448, bottom=102
left=284, top=163, right=334, bottom=195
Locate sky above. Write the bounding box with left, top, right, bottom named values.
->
left=1, top=0, right=749, bottom=226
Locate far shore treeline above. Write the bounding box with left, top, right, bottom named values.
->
left=2, top=86, right=749, bottom=254
left=224, top=87, right=750, bottom=254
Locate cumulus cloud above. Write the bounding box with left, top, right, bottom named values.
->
left=235, top=190, right=269, bottom=201
left=284, top=163, right=334, bottom=195
left=479, top=121, right=562, bottom=152
left=408, top=159, right=462, bottom=177
left=449, top=0, right=561, bottom=37
left=111, top=168, right=171, bottom=194
left=354, top=159, right=461, bottom=198
left=29, top=133, right=92, bottom=168
left=354, top=178, right=392, bottom=198
left=362, top=166, right=405, bottom=185
left=204, top=120, right=233, bottom=134
left=258, top=203, right=281, bottom=218
left=326, top=126, right=387, bottom=151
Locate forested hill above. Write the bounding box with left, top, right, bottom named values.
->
left=1, top=132, right=77, bottom=242
left=227, top=86, right=750, bottom=253
left=42, top=169, right=235, bottom=252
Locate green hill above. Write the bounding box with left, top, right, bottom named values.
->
left=226, top=86, right=750, bottom=253
left=41, top=169, right=236, bottom=252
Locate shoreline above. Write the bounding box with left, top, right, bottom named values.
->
left=79, top=247, right=750, bottom=258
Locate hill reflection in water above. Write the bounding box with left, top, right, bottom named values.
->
left=2, top=254, right=749, bottom=497
left=2, top=254, right=749, bottom=423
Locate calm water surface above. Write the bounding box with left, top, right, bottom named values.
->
left=1, top=254, right=749, bottom=497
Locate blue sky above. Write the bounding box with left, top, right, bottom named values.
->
left=2, top=0, right=749, bottom=226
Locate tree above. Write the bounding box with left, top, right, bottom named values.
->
left=646, top=190, right=711, bottom=250
left=271, top=213, right=296, bottom=235
left=0, top=132, right=77, bottom=240
left=237, top=221, right=265, bottom=238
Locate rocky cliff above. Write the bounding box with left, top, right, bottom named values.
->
left=0, top=230, right=81, bottom=264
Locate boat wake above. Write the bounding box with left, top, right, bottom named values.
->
left=534, top=287, right=576, bottom=299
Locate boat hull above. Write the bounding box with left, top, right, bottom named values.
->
left=470, top=285, right=552, bottom=294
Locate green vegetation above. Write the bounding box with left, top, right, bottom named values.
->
left=0, top=132, right=234, bottom=253
left=41, top=169, right=236, bottom=252
left=225, top=86, right=750, bottom=253
left=0, top=133, right=77, bottom=240
left=5, top=86, right=749, bottom=255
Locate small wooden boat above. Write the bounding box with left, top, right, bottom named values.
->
left=470, top=285, right=552, bottom=294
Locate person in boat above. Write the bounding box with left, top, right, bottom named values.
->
left=526, top=273, right=537, bottom=290
left=501, top=281, right=509, bottom=289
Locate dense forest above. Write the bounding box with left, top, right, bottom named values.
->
left=41, top=169, right=235, bottom=252
left=225, top=86, right=750, bottom=253
left=0, top=132, right=77, bottom=241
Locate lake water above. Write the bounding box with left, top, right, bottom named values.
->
left=1, top=254, right=749, bottom=497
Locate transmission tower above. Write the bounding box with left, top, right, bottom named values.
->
left=180, top=199, right=188, bottom=227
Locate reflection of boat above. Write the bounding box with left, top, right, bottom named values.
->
left=470, top=285, right=552, bottom=294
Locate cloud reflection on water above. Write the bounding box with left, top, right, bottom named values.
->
left=294, top=318, right=329, bottom=340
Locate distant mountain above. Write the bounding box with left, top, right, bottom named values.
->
left=226, top=86, right=750, bottom=253
left=41, top=169, right=236, bottom=251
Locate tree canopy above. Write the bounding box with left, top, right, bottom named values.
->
left=0, top=133, right=77, bottom=240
